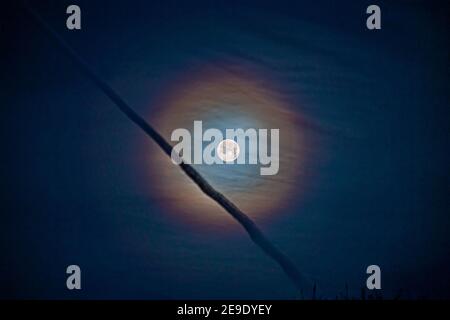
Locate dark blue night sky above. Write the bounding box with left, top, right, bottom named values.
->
left=1, top=0, right=449, bottom=299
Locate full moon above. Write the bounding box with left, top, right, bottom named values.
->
left=217, top=139, right=240, bottom=162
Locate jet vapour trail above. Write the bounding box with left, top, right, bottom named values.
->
left=22, top=2, right=311, bottom=293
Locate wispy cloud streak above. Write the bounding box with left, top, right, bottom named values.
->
left=22, top=1, right=311, bottom=293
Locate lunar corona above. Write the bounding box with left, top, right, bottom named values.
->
left=145, top=67, right=307, bottom=224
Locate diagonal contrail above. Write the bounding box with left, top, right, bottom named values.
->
left=22, top=1, right=311, bottom=293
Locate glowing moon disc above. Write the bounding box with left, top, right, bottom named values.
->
left=217, top=139, right=240, bottom=162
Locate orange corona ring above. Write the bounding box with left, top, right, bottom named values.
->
left=141, top=65, right=310, bottom=226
